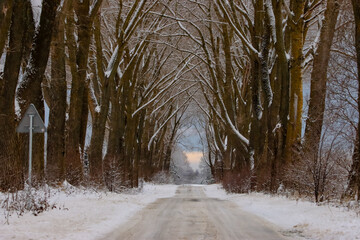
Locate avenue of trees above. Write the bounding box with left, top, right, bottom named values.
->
left=0, top=0, right=360, bottom=202
left=0, top=0, right=194, bottom=191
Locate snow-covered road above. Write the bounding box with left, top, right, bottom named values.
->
left=1, top=184, right=360, bottom=240
left=100, top=185, right=287, bottom=240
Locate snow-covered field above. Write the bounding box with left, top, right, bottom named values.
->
left=205, top=185, right=360, bottom=240
left=0, top=183, right=177, bottom=240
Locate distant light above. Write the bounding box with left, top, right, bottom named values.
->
left=185, top=151, right=203, bottom=162
left=184, top=151, right=203, bottom=170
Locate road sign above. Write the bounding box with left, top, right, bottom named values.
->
left=16, top=104, right=46, bottom=188
left=17, top=104, right=46, bottom=133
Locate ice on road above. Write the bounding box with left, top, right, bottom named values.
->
left=101, top=185, right=287, bottom=240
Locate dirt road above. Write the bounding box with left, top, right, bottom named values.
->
left=100, top=185, right=288, bottom=240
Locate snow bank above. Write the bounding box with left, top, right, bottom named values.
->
left=0, top=184, right=177, bottom=240
left=204, top=184, right=360, bottom=240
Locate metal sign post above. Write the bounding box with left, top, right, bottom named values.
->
left=16, top=104, right=46, bottom=188
left=28, top=114, right=34, bottom=187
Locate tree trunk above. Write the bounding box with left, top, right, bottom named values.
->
left=103, top=78, right=122, bottom=190
left=46, top=1, right=68, bottom=184
left=258, top=8, right=272, bottom=189
left=304, top=0, right=340, bottom=156
left=21, top=1, right=35, bottom=72
left=0, top=0, right=13, bottom=57
left=346, top=0, right=360, bottom=200
left=285, top=0, right=305, bottom=163
left=249, top=0, right=265, bottom=189
left=0, top=0, right=27, bottom=190
left=65, top=0, right=93, bottom=185
left=133, top=111, right=146, bottom=187
left=88, top=15, right=114, bottom=184
left=270, top=0, right=290, bottom=166
left=0, top=0, right=26, bottom=128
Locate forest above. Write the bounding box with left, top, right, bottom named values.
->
left=0, top=0, right=360, bottom=204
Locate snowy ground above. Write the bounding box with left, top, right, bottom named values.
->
left=1, top=184, right=359, bottom=240
left=204, top=185, right=360, bottom=240
left=0, top=183, right=177, bottom=240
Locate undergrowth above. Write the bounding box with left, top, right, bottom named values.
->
left=1, top=185, right=56, bottom=224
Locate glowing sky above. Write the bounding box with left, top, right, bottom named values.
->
left=184, top=151, right=203, bottom=170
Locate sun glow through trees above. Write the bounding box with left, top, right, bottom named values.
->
left=184, top=151, right=203, bottom=170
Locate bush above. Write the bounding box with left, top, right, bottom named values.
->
left=284, top=146, right=349, bottom=203
left=222, top=169, right=252, bottom=193
left=1, top=185, right=55, bottom=224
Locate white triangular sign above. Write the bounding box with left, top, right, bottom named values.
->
left=16, top=104, right=46, bottom=133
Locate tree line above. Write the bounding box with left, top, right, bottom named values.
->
left=1, top=0, right=360, bottom=203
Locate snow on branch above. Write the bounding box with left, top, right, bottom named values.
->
left=150, top=82, right=198, bottom=117
left=218, top=92, right=249, bottom=147
left=215, top=0, right=260, bottom=57
left=132, top=54, right=194, bottom=117
left=148, top=92, right=194, bottom=150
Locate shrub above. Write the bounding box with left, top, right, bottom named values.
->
left=1, top=185, right=55, bottom=224
left=222, top=169, right=252, bottom=193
